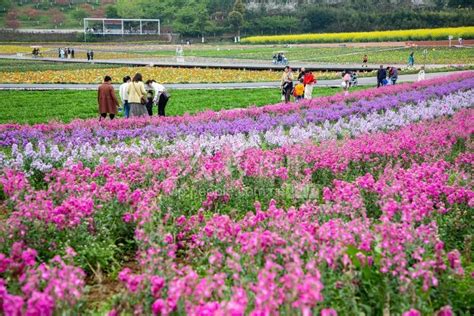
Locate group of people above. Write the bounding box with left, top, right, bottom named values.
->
left=341, top=70, right=359, bottom=95
left=273, top=53, right=288, bottom=65
left=280, top=66, right=317, bottom=103
left=32, top=48, right=41, bottom=58
left=376, top=65, right=399, bottom=87
left=58, top=47, right=75, bottom=59
left=86, top=50, right=95, bottom=61
left=98, top=73, right=169, bottom=120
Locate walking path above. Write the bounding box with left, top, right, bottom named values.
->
left=0, top=71, right=463, bottom=90
left=0, top=54, right=384, bottom=71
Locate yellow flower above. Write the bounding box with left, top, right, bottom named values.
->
left=242, top=27, right=474, bottom=44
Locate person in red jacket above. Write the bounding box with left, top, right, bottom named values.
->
left=303, top=71, right=317, bottom=99
left=98, top=75, right=119, bottom=120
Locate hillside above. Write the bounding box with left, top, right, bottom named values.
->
left=0, top=0, right=472, bottom=37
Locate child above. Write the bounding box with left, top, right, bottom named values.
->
left=417, top=66, right=425, bottom=82
left=293, top=79, right=305, bottom=103
left=145, top=88, right=154, bottom=116
left=342, top=71, right=351, bottom=96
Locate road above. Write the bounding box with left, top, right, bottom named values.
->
left=0, top=71, right=466, bottom=90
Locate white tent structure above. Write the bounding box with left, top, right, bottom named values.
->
left=83, top=18, right=160, bottom=41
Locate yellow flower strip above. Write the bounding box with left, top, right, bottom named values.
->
left=0, top=67, right=286, bottom=84
left=242, top=26, right=474, bottom=44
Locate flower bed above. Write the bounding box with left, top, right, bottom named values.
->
left=0, top=73, right=473, bottom=315
left=242, top=26, right=474, bottom=44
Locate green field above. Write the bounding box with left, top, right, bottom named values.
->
left=0, top=86, right=366, bottom=124
left=0, top=59, right=124, bottom=72
left=138, top=46, right=474, bottom=65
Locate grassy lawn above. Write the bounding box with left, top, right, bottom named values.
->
left=138, top=46, right=474, bottom=65
left=0, top=86, right=367, bottom=125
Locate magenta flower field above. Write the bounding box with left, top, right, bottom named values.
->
left=0, top=73, right=473, bottom=315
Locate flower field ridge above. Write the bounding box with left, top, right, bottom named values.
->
left=0, top=72, right=473, bottom=315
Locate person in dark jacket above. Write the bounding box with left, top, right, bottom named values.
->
left=297, top=67, right=306, bottom=81
left=377, top=65, right=387, bottom=88
left=98, top=75, right=119, bottom=120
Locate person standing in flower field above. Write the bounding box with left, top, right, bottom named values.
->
left=146, top=80, right=170, bottom=117
left=293, top=79, right=305, bottom=103
left=377, top=65, right=387, bottom=88
left=119, top=76, right=131, bottom=118
left=98, top=75, right=119, bottom=121
left=418, top=66, right=426, bottom=81
left=297, top=67, right=306, bottom=81
left=362, top=54, right=368, bottom=67
left=341, top=71, right=351, bottom=95
left=127, top=73, right=148, bottom=118
left=408, top=52, right=415, bottom=67
left=281, top=66, right=294, bottom=103
left=303, top=70, right=316, bottom=99
left=389, top=66, right=398, bottom=85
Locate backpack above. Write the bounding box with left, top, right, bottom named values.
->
left=293, top=84, right=304, bottom=97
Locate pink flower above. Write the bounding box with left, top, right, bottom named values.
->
left=321, top=308, right=338, bottom=316
left=437, top=305, right=453, bottom=316
left=21, top=248, right=37, bottom=267
left=152, top=299, right=166, bottom=315
left=107, top=309, right=119, bottom=316
left=402, top=309, right=421, bottom=316
left=3, top=294, right=24, bottom=316
left=25, top=291, right=54, bottom=316
left=150, top=276, right=165, bottom=297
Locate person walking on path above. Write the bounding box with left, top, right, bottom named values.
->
left=362, top=54, right=368, bottom=67
left=281, top=66, right=294, bottom=103
left=90, top=50, right=94, bottom=60
left=408, top=52, right=415, bottom=67
left=377, top=65, right=387, bottom=88
left=98, top=75, right=119, bottom=120
left=303, top=71, right=316, bottom=99
left=127, top=73, right=148, bottom=117
left=146, top=79, right=170, bottom=117
left=71, top=49, right=75, bottom=59
left=119, top=76, right=131, bottom=118
left=87, top=50, right=90, bottom=61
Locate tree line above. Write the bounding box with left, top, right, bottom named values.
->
left=0, top=0, right=472, bottom=38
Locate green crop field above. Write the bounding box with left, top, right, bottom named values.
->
left=138, top=46, right=474, bottom=65
left=0, top=86, right=367, bottom=124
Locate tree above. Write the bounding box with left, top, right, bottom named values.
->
left=105, top=4, right=119, bottom=18
left=24, top=7, right=40, bottom=20
left=55, top=0, right=69, bottom=6
left=228, top=10, right=243, bottom=37
left=49, top=8, right=65, bottom=27
left=0, top=0, right=12, bottom=13
left=71, top=8, right=88, bottom=25
left=116, top=0, right=144, bottom=18
left=233, top=0, right=245, bottom=15
left=5, top=10, right=20, bottom=29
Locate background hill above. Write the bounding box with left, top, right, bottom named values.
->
left=0, top=0, right=472, bottom=37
